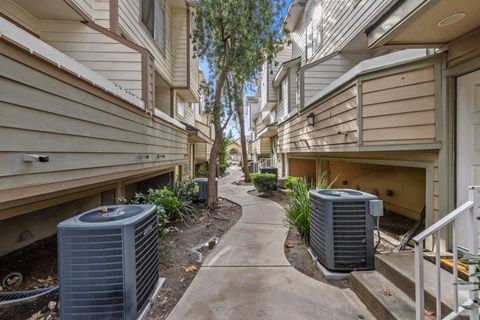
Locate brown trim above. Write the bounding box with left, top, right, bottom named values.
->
left=170, top=88, right=175, bottom=117
left=83, top=21, right=153, bottom=111
left=109, top=0, right=120, bottom=35
left=0, top=164, right=184, bottom=214
left=63, top=0, right=91, bottom=22
left=0, top=39, right=185, bottom=134
left=122, top=168, right=173, bottom=185
left=0, top=184, right=116, bottom=221
left=0, top=12, right=39, bottom=38
left=84, top=21, right=149, bottom=54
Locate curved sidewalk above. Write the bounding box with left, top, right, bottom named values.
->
left=165, top=168, right=374, bottom=320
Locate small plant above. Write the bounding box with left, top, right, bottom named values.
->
left=285, top=176, right=302, bottom=189
left=251, top=173, right=277, bottom=192
left=286, top=179, right=311, bottom=243
left=286, top=172, right=336, bottom=244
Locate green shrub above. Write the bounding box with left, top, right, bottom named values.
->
left=251, top=173, right=277, bottom=192
left=219, top=164, right=228, bottom=176
left=285, top=176, right=302, bottom=189
left=286, top=179, right=311, bottom=243
left=170, top=178, right=198, bottom=202
left=129, top=179, right=198, bottom=228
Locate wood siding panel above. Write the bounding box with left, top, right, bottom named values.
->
left=172, top=9, right=187, bottom=87
left=39, top=21, right=143, bottom=100
left=0, top=54, right=187, bottom=191
left=0, top=0, right=39, bottom=34
left=362, top=67, right=436, bottom=145
left=93, top=0, right=110, bottom=29
left=71, top=0, right=94, bottom=19
left=313, top=0, right=391, bottom=62
left=278, top=85, right=358, bottom=152
left=118, top=0, right=173, bottom=84
left=303, top=53, right=369, bottom=107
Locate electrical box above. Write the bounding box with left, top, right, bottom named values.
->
left=369, top=200, right=384, bottom=217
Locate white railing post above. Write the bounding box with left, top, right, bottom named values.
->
left=468, top=186, right=479, bottom=320
left=415, top=240, right=425, bottom=320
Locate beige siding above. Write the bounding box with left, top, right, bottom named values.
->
left=362, top=67, right=436, bottom=145
left=194, top=142, right=211, bottom=162
left=71, top=0, right=94, bottom=19
left=253, top=138, right=271, bottom=155
left=278, top=85, right=358, bottom=152
left=292, top=12, right=305, bottom=60
left=269, top=45, right=292, bottom=101
left=302, top=53, right=369, bottom=107
left=172, top=9, right=187, bottom=87
left=0, top=54, right=187, bottom=192
left=313, top=0, right=391, bottom=61
left=118, top=0, right=173, bottom=84
left=0, top=0, right=39, bottom=34
left=39, top=21, right=144, bottom=100
left=93, top=0, right=110, bottom=29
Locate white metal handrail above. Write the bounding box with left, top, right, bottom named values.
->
left=413, top=186, right=480, bottom=320
left=258, top=158, right=276, bottom=169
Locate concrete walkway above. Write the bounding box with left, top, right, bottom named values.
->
left=166, top=168, right=374, bottom=320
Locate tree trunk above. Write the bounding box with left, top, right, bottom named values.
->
left=236, top=84, right=251, bottom=182
left=207, top=127, right=222, bottom=208
left=206, top=63, right=230, bottom=209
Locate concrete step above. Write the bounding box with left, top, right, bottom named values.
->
left=351, top=270, right=416, bottom=320
left=375, top=252, right=469, bottom=318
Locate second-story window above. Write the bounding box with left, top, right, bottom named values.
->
left=305, top=2, right=323, bottom=60
left=142, top=0, right=166, bottom=52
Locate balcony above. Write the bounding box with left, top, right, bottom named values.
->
left=278, top=50, right=441, bottom=153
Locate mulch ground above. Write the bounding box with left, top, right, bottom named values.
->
left=147, top=199, right=241, bottom=319
left=0, top=199, right=241, bottom=320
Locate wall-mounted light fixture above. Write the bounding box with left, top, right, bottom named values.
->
left=307, top=112, right=315, bottom=126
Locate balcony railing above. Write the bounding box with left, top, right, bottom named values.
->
left=413, top=186, right=480, bottom=320
left=0, top=17, right=144, bottom=109
left=258, top=158, right=276, bottom=169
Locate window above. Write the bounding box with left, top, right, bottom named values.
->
left=177, top=97, right=185, bottom=117
left=295, top=73, right=300, bottom=110
left=305, top=3, right=322, bottom=60
left=278, top=81, right=283, bottom=101
left=279, top=77, right=288, bottom=102
left=142, top=0, right=166, bottom=52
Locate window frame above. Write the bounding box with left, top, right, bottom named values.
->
left=141, top=0, right=166, bottom=54
left=177, top=96, right=185, bottom=117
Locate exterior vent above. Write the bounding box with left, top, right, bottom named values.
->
left=310, top=189, right=378, bottom=271
left=57, top=205, right=162, bottom=320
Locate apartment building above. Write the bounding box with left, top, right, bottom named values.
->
left=0, top=0, right=212, bottom=255
left=250, top=0, right=480, bottom=316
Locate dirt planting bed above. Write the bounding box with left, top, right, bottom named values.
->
left=0, top=199, right=241, bottom=320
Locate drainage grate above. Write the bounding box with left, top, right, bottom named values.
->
left=0, top=286, right=58, bottom=306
